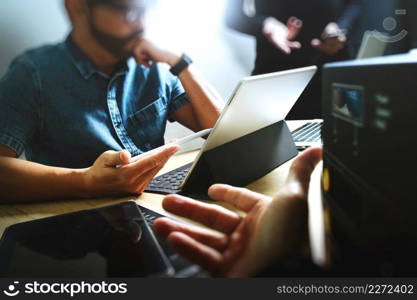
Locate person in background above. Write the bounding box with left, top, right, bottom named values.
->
left=154, top=147, right=323, bottom=277
left=402, top=0, right=417, bottom=49
left=0, top=0, right=223, bottom=202
left=226, top=0, right=361, bottom=119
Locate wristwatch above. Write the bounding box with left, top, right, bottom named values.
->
left=170, top=53, right=193, bottom=76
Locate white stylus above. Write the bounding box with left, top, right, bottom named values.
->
left=128, top=128, right=212, bottom=164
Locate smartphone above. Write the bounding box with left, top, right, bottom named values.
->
left=127, top=128, right=212, bottom=165
left=0, top=201, right=174, bottom=277
left=321, top=33, right=344, bottom=42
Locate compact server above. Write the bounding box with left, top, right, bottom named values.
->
left=322, top=53, right=417, bottom=275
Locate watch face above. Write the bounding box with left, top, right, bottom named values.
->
left=182, top=53, right=193, bottom=64
left=170, top=54, right=192, bottom=75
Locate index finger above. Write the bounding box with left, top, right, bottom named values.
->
left=125, top=144, right=179, bottom=176
left=162, top=194, right=242, bottom=234
left=208, top=184, right=271, bottom=212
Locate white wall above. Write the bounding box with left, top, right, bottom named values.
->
left=0, top=0, right=70, bottom=77
left=0, top=0, right=256, bottom=150
left=145, top=0, right=256, bottom=148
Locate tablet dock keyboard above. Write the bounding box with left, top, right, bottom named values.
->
left=145, top=121, right=323, bottom=195
left=145, top=162, right=193, bottom=194
left=291, top=121, right=323, bottom=143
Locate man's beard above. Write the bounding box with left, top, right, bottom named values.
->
left=89, top=22, right=143, bottom=60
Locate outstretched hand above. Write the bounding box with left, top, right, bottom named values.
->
left=154, top=147, right=323, bottom=277
left=311, top=22, right=346, bottom=55
left=262, top=16, right=303, bottom=55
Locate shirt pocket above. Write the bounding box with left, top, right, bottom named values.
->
left=127, top=97, right=168, bottom=151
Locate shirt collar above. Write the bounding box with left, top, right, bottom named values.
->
left=65, top=34, right=130, bottom=80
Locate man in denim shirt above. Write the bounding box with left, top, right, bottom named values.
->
left=0, top=0, right=223, bottom=202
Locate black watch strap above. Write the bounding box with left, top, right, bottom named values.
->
left=170, top=54, right=193, bottom=76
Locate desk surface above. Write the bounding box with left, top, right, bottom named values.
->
left=0, top=149, right=297, bottom=236
left=0, top=121, right=322, bottom=239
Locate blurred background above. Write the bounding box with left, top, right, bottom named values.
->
left=0, top=0, right=415, bottom=151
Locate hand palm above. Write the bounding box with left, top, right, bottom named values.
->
left=154, top=148, right=322, bottom=277
left=263, top=17, right=302, bottom=54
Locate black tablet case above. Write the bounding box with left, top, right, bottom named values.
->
left=181, top=120, right=298, bottom=196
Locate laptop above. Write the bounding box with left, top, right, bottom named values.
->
left=290, top=119, right=323, bottom=150
left=145, top=66, right=317, bottom=195
left=356, top=31, right=387, bottom=60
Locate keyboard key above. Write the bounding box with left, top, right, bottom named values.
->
left=145, top=162, right=193, bottom=194
left=292, top=121, right=323, bottom=143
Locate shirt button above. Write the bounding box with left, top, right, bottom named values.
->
left=145, top=143, right=151, bottom=149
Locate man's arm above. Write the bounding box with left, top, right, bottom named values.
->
left=311, top=0, right=361, bottom=56
left=226, top=0, right=302, bottom=55
left=170, top=65, right=223, bottom=131
left=0, top=55, right=182, bottom=203
left=0, top=145, right=16, bottom=158
left=0, top=145, right=87, bottom=202
left=134, top=40, right=224, bottom=132
left=336, top=0, right=362, bottom=35
left=225, top=0, right=267, bottom=37
left=0, top=144, right=179, bottom=203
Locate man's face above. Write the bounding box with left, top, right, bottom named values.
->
left=86, top=0, right=146, bottom=60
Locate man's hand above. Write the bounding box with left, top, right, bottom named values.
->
left=133, top=39, right=223, bottom=133
left=154, top=147, right=323, bottom=277
left=262, top=16, right=303, bottom=55
left=83, top=144, right=179, bottom=197
left=311, top=22, right=346, bottom=56
left=133, top=39, right=181, bottom=68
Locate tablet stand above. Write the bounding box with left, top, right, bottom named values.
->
left=181, top=120, right=298, bottom=197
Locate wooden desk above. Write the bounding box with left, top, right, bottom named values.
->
left=0, top=149, right=298, bottom=236
left=0, top=121, right=323, bottom=243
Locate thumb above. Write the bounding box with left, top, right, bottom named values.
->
left=135, top=53, right=152, bottom=68
left=154, top=144, right=180, bottom=161
left=133, top=44, right=152, bottom=68
left=288, top=41, right=301, bottom=50
left=287, top=16, right=303, bottom=40
left=101, top=150, right=131, bottom=167
left=311, top=38, right=322, bottom=49
left=286, top=147, right=323, bottom=194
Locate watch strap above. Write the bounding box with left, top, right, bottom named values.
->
left=170, top=53, right=193, bottom=76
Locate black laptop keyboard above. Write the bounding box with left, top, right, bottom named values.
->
left=139, top=204, right=205, bottom=277
left=145, top=121, right=323, bottom=195
left=145, top=162, right=193, bottom=195
left=141, top=205, right=161, bottom=226
left=291, top=121, right=323, bottom=143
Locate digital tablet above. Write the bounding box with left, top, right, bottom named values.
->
left=0, top=201, right=174, bottom=277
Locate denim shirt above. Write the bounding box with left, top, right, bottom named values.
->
left=0, top=36, right=189, bottom=168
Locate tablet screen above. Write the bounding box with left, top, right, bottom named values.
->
left=0, top=202, right=173, bottom=277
